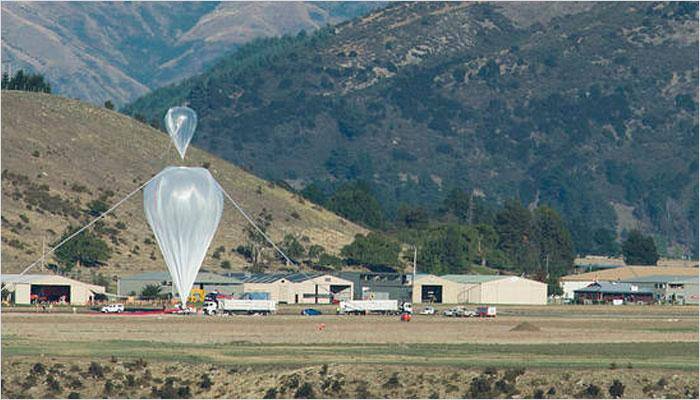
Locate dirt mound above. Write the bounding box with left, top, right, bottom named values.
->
left=510, top=322, right=541, bottom=332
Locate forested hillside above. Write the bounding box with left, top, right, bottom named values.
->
left=125, top=2, right=699, bottom=257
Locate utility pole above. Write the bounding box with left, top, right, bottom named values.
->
left=545, top=254, right=550, bottom=279
left=412, top=245, right=417, bottom=280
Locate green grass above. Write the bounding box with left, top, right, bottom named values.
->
left=3, top=339, right=697, bottom=371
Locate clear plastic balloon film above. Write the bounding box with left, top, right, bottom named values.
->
left=144, top=167, right=223, bottom=305
left=164, top=106, right=197, bottom=159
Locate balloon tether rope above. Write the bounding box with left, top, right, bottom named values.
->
left=219, top=185, right=294, bottom=266
left=3, top=175, right=158, bottom=288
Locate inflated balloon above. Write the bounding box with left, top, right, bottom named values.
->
left=144, top=167, right=223, bottom=306
left=164, top=106, right=197, bottom=159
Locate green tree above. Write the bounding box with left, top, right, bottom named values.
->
left=494, top=199, right=537, bottom=272
left=532, top=206, right=575, bottom=278
left=1, top=70, right=51, bottom=93
left=622, top=230, right=659, bottom=265
left=307, top=244, right=325, bottom=262
left=327, top=181, right=384, bottom=228
left=87, top=199, right=109, bottom=217
left=104, top=100, right=114, bottom=110
left=53, top=227, right=111, bottom=269
left=396, top=204, right=429, bottom=229
left=341, top=233, right=400, bottom=268
left=281, top=234, right=305, bottom=261
left=140, top=284, right=162, bottom=300
left=417, top=224, right=474, bottom=275
left=244, top=209, right=273, bottom=268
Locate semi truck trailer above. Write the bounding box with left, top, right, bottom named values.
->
left=203, top=298, right=276, bottom=315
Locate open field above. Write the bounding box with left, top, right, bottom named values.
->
left=2, top=305, right=698, bottom=398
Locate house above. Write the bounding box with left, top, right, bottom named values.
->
left=573, top=281, right=655, bottom=304
left=620, top=275, right=699, bottom=305
left=559, top=266, right=699, bottom=300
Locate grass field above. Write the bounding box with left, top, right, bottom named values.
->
left=1, top=305, right=698, bottom=398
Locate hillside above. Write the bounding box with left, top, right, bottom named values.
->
left=125, top=2, right=699, bottom=256
left=0, top=2, right=384, bottom=105
left=1, top=91, right=367, bottom=282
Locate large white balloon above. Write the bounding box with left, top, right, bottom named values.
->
left=144, top=167, right=223, bottom=306
left=164, top=106, right=197, bottom=159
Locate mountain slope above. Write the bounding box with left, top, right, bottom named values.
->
left=0, top=2, right=384, bottom=105
left=125, top=2, right=699, bottom=256
left=1, top=91, right=367, bottom=280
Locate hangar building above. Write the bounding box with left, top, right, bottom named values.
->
left=1, top=274, right=106, bottom=305
left=559, top=266, right=699, bottom=300
left=117, top=271, right=243, bottom=298
left=228, top=273, right=353, bottom=304
left=412, top=274, right=547, bottom=305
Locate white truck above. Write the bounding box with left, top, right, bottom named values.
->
left=203, top=298, right=276, bottom=316
left=339, top=300, right=412, bottom=315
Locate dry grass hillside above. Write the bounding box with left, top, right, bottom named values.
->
left=1, top=91, right=366, bottom=281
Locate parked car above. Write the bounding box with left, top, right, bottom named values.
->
left=419, top=306, right=436, bottom=315
left=101, top=304, right=124, bottom=313
left=301, top=308, right=322, bottom=316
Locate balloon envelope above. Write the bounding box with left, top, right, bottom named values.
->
left=144, top=167, right=223, bottom=306
left=164, top=106, right=197, bottom=159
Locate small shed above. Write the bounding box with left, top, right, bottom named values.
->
left=1, top=274, right=106, bottom=305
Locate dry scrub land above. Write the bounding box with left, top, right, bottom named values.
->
left=1, top=305, right=698, bottom=398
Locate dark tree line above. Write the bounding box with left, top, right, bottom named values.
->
left=1, top=70, right=51, bottom=93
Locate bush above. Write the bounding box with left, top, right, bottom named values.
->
left=532, top=388, right=545, bottom=399
left=468, top=375, right=494, bottom=398
left=220, top=260, right=232, bottom=269
left=294, top=382, right=315, bottom=399
left=32, top=362, right=46, bottom=374
left=46, top=375, right=61, bottom=393
left=504, top=367, right=525, bottom=381
left=88, top=362, right=104, bottom=378
left=263, top=387, right=278, bottom=399
left=609, top=379, right=625, bottom=398
left=68, top=392, right=81, bottom=399
left=383, top=372, right=401, bottom=389
left=199, top=374, right=212, bottom=389
left=581, top=384, right=602, bottom=398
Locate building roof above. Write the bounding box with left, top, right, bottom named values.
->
left=225, top=272, right=326, bottom=283
left=120, top=271, right=241, bottom=284
left=620, top=275, right=700, bottom=284
left=560, top=266, right=699, bottom=282
left=1, top=274, right=105, bottom=293
left=441, top=274, right=506, bottom=284
left=574, top=281, right=654, bottom=295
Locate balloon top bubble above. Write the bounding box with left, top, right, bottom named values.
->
left=164, top=106, right=197, bottom=159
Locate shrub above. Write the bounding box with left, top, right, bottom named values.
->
left=291, top=211, right=301, bottom=220
left=263, top=387, right=278, bottom=399
left=383, top=372, right=401, bottom=389
left=581, top=384, right=602, bottom=398
left=19, top=214, right=29, bottom=223
left=103, top=381, right=114, bottom=395
left=547, top=386, right=557, bottom=396
left=220, top=260, right=232, bottom=269
left=532, top=388, right=545, bottom=399
left=32, top=362, right=46, bottom=374
left=294, top=382, right=315, bottom=399
left=68, top=392, right=81, bottom=399
left=177, top=385, right=192, bottom=398
left=483, top=366, right=498, bottom=376
left=355, top=382, right=371, bottom=398
left=494, top=379, right=516, bottom=396
left=47, top=375, right=61, bottom=393
left=504, top=367, right=525, bottom=381
left=609, top=379, right=625, bottom=398
left=468, top=376, right=494, bottom=398
left=88, top=362, right=104, bottom=378
left=126, top=374, right=136, bottom=388
left=199, top=374, right=212, bottom=389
